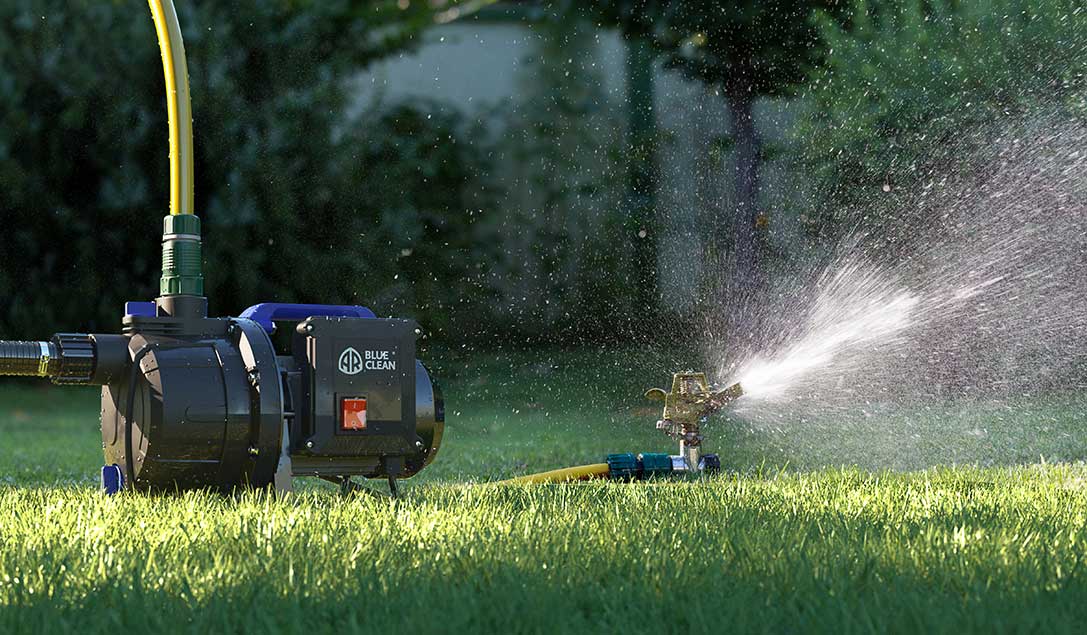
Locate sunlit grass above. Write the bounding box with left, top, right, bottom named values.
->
left=1, top=348, right=1086, bottom=632
left=2, top=468, right=1087, bottom=632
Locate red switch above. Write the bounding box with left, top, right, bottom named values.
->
left=342, top=397, right=367, bottom=430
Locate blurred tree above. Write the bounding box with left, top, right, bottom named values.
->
left=564, top=0, right=841, bottom=297
left=481, top=15, right=630, bottom=341
left=625, top=36, right=660, bottom=319
left=0, top=0, right=493, bottom=339
left=799, top=0, right=1087, bottom=238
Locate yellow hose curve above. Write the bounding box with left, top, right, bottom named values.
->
left=498, top=463, right=610, bottom=485
left=147, top=0, right=194, bottom=216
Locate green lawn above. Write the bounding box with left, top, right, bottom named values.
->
left=1, top=347, right=1086, bottom=633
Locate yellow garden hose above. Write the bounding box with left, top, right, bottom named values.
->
left=147, top=0, right=195, bottom=216
left=498, top=463, right=611, bottom=485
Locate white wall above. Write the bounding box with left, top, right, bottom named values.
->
left=349, top=19, right=806, bottom=313
left=350, top=23, right=626, bottom=116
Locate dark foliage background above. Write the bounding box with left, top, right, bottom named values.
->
left=3, top=0, right=1086, bottom=345
left=797, top=0, right=1087, bottom=238
left=0, top=0, right=494, bottom=340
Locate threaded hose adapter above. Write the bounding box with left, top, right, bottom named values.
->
left=0, top=334, right=125, bottom=385
left=160, top=214, right=204, bottom=296
left=49, top=334, right=95, bottom=384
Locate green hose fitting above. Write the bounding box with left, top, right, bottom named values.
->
left=607, top=452, right=681, bottom=480
left=606, top=453, right=640, bottom=480
left=637, top=453, right=673, bottom=478
left=160, top=214, right=204, bottom=296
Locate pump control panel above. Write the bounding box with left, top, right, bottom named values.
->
left=290, top=316, right=421, bottom=475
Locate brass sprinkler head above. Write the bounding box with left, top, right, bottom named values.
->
left=645, top=372, right=743, bottom=471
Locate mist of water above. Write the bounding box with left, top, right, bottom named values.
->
left=712, top=118, right=1087, bottom=430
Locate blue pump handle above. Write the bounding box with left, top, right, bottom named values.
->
left=239, top=303, right=376, bottom=333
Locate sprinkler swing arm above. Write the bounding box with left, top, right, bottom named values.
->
left=0, top=0, right=444, bottom=495
left=645, top=372, right=744, bottom=473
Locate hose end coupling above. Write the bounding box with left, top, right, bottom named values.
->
left=160, top=214, right=204, bottom=297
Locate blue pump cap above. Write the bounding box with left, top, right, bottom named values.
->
left=124, top=301, right=157, bottom=318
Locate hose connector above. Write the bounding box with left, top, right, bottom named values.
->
left=50, top=334, right=96, bottom=384
left=160, top=214, right=204, bottom=296
left=0, top=334, right=125, bottom=385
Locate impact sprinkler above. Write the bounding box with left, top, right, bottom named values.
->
left=500, top=372, right=743, bottom=484
left=0, top=1, right=443, bottom=495
left=644, top=372, right=744, bottom=473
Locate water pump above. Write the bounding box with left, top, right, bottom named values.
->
left=0, top=1, right=443, bottom=494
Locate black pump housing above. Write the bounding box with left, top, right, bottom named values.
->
left=92, top=304, right=443, bottom=492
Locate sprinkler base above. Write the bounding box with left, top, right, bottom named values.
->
left=606, top=452, right=722, bottom=480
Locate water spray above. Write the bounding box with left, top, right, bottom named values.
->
left=706, top=117, right=1087, bottom=469
left=0, top=1, right=443, bottom=495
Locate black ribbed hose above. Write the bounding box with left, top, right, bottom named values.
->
left=0, top=340, right=56, bottom=377
left=0, top=334, right=98, bottom=384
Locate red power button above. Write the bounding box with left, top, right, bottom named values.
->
left=341, top=397, right=367, bottom=430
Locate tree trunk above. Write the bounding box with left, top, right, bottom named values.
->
left=723, top=77, right=763, bottom=299
left=625, top=36, right=659, bottom=317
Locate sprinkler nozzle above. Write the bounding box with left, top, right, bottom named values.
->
left=644, top=372, right=743, bottom=424
left=645, top=372, right=743, bottom=472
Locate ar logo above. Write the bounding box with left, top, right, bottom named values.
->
left=338, top=347, right=364, bottom=375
